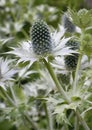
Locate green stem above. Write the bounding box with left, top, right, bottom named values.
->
left=24, top=112, right=39, bottom=130
left=73, top=54, right=82, bottom=94
left=44, top=103, right=54, bottom=130
left=74, top=116, right=79, bottom=130
left=43, top=58, right=71, bottom=103
left=73, top=29, right=84, bottom=94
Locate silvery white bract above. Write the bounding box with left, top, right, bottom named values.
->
left=7, top=41, right=37, bottom=66
left=0, top=58, right=17, bottom=90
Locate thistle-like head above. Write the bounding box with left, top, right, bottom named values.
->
left=31, top=20, right=52, bottom=55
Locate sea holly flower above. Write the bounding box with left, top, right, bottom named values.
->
left=8, top=20, right=78, bottom=67
left=0, top=58, right=17, bottom=90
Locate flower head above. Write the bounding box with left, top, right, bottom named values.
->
left=31, top=20, right=52, bottom=55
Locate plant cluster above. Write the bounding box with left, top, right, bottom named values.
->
left=0, top=1, right=92, bottom=130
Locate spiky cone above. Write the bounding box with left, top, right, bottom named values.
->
left=64, top=40, right=80, bottom=70
left=62, top=14, right=76, bottom=33
left=30, top=20, right=52, bottom=55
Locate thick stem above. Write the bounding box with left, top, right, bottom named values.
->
left=73, top=54, right=82, bottom=94
left=44, top=103, right=54, bottom=130
left=73, top=28, right=84, bottom=94
left=43, top=58, right=71, bottom=103
left=74, top=116, right=79, bottom=130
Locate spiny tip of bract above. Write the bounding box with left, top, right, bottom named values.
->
left=64, top=40, right=80, bottom=70
left=30, top=19, right=52, bottom=55
left=62, top=14, right=76, bottom=33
